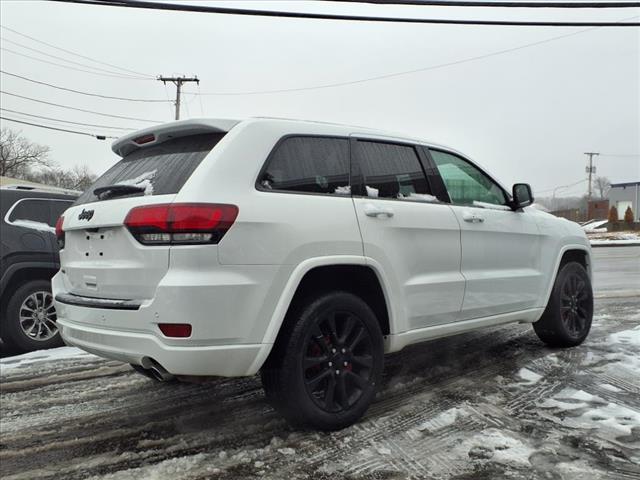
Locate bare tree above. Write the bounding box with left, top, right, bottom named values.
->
left=594, top=176, right=611, bottom=199
left=0, top=128, right=52, bottom=177
left=25, top=165, right=97, bottom=192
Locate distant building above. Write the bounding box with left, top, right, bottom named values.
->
left=587, top=199, right=609, bottom=220
left=550, top=208, right=582, bottom=222
left=609, top=181, right=640, bottom=220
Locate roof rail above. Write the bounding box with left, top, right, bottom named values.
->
left=1, top=184, right=82, bottom=196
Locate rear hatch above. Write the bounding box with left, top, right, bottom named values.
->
left=59, top=124, right=231, bottom=300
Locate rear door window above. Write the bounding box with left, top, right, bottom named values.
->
left=8, top=199, right=50, bottom=225
left=258, top=136, right=350, bottom=195
left=7, top=198, right=73, bottom=228
left=74, top=133, right=224, bottom=205
left=355, top=141, right=435, bottom=201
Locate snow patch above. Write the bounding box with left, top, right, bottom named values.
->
left=0, top=346, right=95, bottom=373
left=398, top=192, right=438, bottom=202
left=472, top=200, right=512, bottom=211
left=365, top=185, right=379, bottom=197
left=417, top=407, right=468, bottom=432
left=9, top=219, right=55, bottom=234
left=517, top=368, right=542, bottom=384
left=458, top=428, right=534, bottom=467
left=539, top=388, right=640, bottom=437
left=334, top=185, right=351, bottom=195
left=600, top=383, right=622, bottom=393
left=116, top=170, right=156, bottom=195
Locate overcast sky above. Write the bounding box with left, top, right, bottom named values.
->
left=1, top=0, right=638, bottom=196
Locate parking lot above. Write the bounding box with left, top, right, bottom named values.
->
left=1, top=246, right=639, bottom=480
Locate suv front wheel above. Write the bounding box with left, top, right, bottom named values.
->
left=261, top=291, right=384, bottom=430
left=533, top=261, right=593, bottom=347
left=2, top=279, right=63, bottom=353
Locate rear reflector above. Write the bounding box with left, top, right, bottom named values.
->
left=124, top=203, right=238, bottom=245
left=158, top=323, right=192, bottom=338
left=55, top=215, right=65, bottom=248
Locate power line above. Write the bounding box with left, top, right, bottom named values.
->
left=191, top=23, right=605, bottom=95
left=0, top=91, right=160, bottom=123
left=50, top=0, right=640, bottom=27
left=0, top=25, right=154, bottom=78
left=0, top=108, right=135, bottom=131
left=537, top=178, right=587, bottom=194
left=0, top=70, right=170, bottom=103
left=0, top=116, right=117, bottom=139
left=0, top=37, right=150, bottom=79
left=1, top=47, right=152, bottom=80
left=328, top=1, right=640, bottom=7
left=600, top=153, right=640, bottom=157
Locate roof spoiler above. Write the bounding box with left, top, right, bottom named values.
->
left=111, top=118, right=241, bottom=157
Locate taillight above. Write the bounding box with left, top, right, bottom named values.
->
left=55, top=215, right=65, bottom=248
left=124, top=203, right=238, bottom=245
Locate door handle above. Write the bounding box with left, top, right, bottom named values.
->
left=364, top=203, right=394, bottom=218
left=462, top=211, right=484, bottom=223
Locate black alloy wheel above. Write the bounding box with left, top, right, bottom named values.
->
left=261, top=291, right=384, bottom=430
left=303, top=310, right=375, bottom=413
left=534, top=261, right=593, bottom=347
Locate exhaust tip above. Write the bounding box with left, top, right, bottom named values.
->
left=134, top=358, right=175, bottom=382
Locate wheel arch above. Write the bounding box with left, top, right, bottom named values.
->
left=249, top=256, right=394, bottom=373
left=541, top=245, right=592, bottom=310
left=0, top=263, right=58, bottom=314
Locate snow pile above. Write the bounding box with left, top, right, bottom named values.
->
left=0, top=346, right=95, bottom=373
left=116, top=170, right=157, bottom=196
left=589, top=231, right=640, bottom=245
left=365, top=186, right=379, bottom=197
left=9, top=219, right=55, bottom=234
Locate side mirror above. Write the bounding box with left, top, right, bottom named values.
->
left=512, top=183, right=534, bottom=210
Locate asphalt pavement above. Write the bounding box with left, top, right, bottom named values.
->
left=0, top=246, right=638, bottom=480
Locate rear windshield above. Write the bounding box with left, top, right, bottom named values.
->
left=74, top=133, right=224, bottom=205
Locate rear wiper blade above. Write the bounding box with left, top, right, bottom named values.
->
left=94, top=184, right=145, bottom=199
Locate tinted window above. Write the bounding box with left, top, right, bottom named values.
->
left=259, top=137, right=350, bottom=195
left=430, top=150, right=507, bottom=206
left=357, top=141, right=434, bottom=200
left=75, top=133, right=224, bottom=205
left=8, top=199, right=50, bottom=225
left=49, top=200, right=73, bottom=225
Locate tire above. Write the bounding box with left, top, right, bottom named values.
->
left=1, top=279, right=63, bottom=353
left=261, top=291, right=384, bottom=431
left=533, top=261, right=593, bottom=348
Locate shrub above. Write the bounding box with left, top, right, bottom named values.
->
left=624, top=206, right=634, bottom=224
left=608, top=206, right=619, bottom=223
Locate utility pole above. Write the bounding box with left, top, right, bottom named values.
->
left=157, top=75, right=199, bottom=120
left=584, top=152, right=599, bottom=200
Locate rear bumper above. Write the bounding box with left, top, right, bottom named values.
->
left=58, top=317, right=270, bottom=377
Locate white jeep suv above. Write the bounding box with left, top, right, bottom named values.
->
left=53, top=118, right=593, bottom=430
